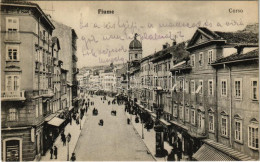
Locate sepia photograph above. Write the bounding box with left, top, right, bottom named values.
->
left=0, top=0, right=259, bottom=161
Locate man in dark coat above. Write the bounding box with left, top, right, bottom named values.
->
left=54, top=146, right=58, bottom=159
left=70, top=153, right=76, bottom=161
left=61, top=133, right=66, bottom=146
left=50, top=146, right=53, bottom=159
left=69, top=115, right=72, bottom=125
left=167, top=149, right=175, bottom=161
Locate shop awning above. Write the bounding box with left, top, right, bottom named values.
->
left=48, top=117, right=65, bottom=127
left=193, top=144, right=236, bottom=161
left=151, top=113, right=157, bottom=118
left=45, top=114, right=56, bottom=122
left=160, top=119, right=171, bottom=126
left=202, top=139, right=255, bottom=161
left=145, top=108, right=152, bottom=113
left=56, top=109, right=64, bottom=114
left=136, top=102, right=144, bottom=109
left=169, top=120, right=188, bottom=130
left=69, top=106, right=74, bottom=111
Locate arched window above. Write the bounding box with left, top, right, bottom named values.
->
left=234, top=114, right=243, bottom=143
left=248, top=118, right=259, bottom=150
left=197, top=106, right=205, bottom=132
left=208, top=108, right=215, bottom=133
left=220, top=111, right=229, bottom=137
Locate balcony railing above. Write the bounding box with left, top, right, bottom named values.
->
left=41, top=89, right=54, bottom=97
left=1, top=90, right=25, bottom=101
left=5, top=32, right=20, bottom=42
left=73, top=68, right=79, bottom=74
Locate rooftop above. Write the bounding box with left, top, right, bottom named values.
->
left=213, top=48, right=259, bottom=64
left=188, top=27, right=258, bottom=49
left=1, top=1, right=55, bottom=30
left=152, top=41, right=190, bottom=63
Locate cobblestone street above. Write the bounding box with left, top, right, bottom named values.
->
left=74, top=95, right=155, bottom=161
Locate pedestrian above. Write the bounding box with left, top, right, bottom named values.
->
left=61, top=131, right=64, bottom=142
left=167, top=149, right=175, bottom=161
left=68, top=133, right=71, bottom=139
left=76, top=113, right=79, bottom=125
left=62, top=134, right=66, bottom=146
left=127, top=118, right=130, bottom=124
left=70, top=153, right=76, bottom=162
left=50, top=146, right=53, bottom=159
left=69, top=115, right=72, bottom=125
left=54, top=146, right=58, bottom=159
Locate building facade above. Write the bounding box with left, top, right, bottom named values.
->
left=1, top=2, right=79, bottom=161
left=51, top=20, right=78, bottom=111
left=1, top=2, right=56, bottom=161
left=124, top=27, right=259, bottom=160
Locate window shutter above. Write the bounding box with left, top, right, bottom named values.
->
left=6, top=18, right=11, bottom=31
left=16, top=76, right=20, bottom=91
left=14, top=18, right=19, bottom=31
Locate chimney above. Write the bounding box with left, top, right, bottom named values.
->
left=163, top=43, right=170, bottom=49
left=236, top=46, right=244, bottom=55
left=163, top=44, right=167, bottom=49
left=172, top=41, right=177, bottom=46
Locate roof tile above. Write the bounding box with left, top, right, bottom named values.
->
left=213, top=48, right=259, bottom=64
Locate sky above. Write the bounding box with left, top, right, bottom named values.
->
left=35, top=1, right=258, bottom=68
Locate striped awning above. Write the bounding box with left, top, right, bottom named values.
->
left=203, top=139, right=255, bottom=161
left=192, top=144, right=236, bottom=161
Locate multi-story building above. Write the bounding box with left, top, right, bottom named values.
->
left=209, top=48, right=259, bottom=160
left=115, top=64, right=128, bottom=95
left=89, top=73, right=100, bottom=91
left=151, top=41, right=190, bottom=148
left=100, top=69, right=116, bottom=95
left=140, top=55, right=154, bottom=111
left=77, top=74, right=84, bottom=87
left=170, top=27, right=258, bottom=160
left=128, top=34, right=142, bottom=103
left=125, top=26, right=258, bottom=160
left=151, top=42, right=173, bottom=119
left=0, top=2, right=59, bottom=161
left=51, top=20, right=78, bottom=111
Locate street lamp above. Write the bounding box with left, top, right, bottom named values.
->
left=141, top=116, right=144, bottom=139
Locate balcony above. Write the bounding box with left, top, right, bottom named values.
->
left=73, top=68, right=79, bottom=74
left=5, top=32, right=20, bottom=43
left=72, top=54, right=78, bottom=62
left=1, top=90, right=25, bottom=101
left=41, top=89, right=54, bottom=98
left=72, top=43, right=77, bottom=50
left=72, top=80, right=79, bottom=85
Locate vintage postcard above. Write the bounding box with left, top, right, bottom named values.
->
left=1, top=0, right=259, bottom=161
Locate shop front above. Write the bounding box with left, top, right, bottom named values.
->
left=43, top=113, right=57, bottom=154
left=169, top=120, right=190, bottom=160
left=159, top=119, right=171, bottom=143
left=2, top=137, right=23, bottom=161
left=46, top=117, right=66, bottom=145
